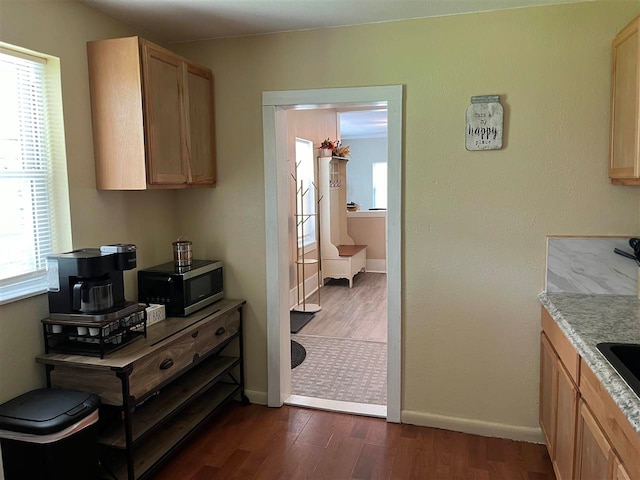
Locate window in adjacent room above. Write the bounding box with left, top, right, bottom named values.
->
left=0, top=43, right=71, bottom=304
left=294, top=138, right=316, bottom=248
left=372, top=162, right=387, bottom=209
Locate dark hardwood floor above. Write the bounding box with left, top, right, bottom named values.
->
left=153, top=403, right=554, bottom=480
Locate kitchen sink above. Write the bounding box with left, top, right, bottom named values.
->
left=597, top=343, right=640, bottom=397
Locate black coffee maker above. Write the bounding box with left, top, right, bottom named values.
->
left=47, top=244, right=137, bottom=321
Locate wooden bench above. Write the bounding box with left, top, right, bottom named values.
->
left=323, top=244, right=367, bottom=288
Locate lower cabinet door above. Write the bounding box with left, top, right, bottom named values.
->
left=613, top=456, right=632, bottom=480
left=576, top=399, right=614, bottom=480
left=540, top=333, right=558, bottom=457
left=555, top=361, right=579, bottom=480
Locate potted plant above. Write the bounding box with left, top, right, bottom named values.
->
left=333, top=140, right=350, bottom=158
left=319, top=138, right=334, bottom=157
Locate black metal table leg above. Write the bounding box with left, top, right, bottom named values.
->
left=116, top=368, right=135, bottom=480
left=237, top=306, right=249, bottom=405
left=45, top=364, right=54, bottom=388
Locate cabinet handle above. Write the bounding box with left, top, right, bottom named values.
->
left=215, top=327, right=226, bottom=336
left=191, top=330, right=199, bottom=338
left=159, top=358, right=174, bottom=370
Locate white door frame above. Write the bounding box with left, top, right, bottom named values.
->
left=262, top=85, right=403, bottom=422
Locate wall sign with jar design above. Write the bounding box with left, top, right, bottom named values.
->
left=465, top=95, right=504, bottom=151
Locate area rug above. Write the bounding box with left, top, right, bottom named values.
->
left=290, top=310, right=315, bottom=333
left=291, top=335, right=387, bottom=404
left=291, top=340, right=306, bottom=369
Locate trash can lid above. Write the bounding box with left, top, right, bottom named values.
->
left=0, top=389, right=100, bottom=436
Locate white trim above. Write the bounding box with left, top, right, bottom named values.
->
left=289, top=272, right=320, bottom=310
left=244, top=390, right=268, bottom=405
left=366, top=259, right=386, bottom=273
left=0, top=270, right=47, bottom=306
left=0, top=44, right=47, bottom=64
left=286, top=394, right=386, bottom=418
left=263, top=85, right=401, bottom=107
left=347, top=210, right=387, bottom=218
left=263, top=85, right=403, bottom=423
left=385, top=94, right=402, bottom=423
left=401, top=410, right=545, bottom=444
left=263, top=105, right=292, bottom=407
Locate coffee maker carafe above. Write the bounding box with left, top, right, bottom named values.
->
left=47, top=244, right=137, bottom=321
left=72, top=277, right=113, bottom=313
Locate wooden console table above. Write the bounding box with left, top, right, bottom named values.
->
left=36, top=299, right=246, bottom=480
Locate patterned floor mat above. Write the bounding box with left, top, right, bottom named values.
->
left=291, top=334, right=387, bottom=405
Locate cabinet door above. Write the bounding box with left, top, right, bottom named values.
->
left=540, top=333, right=558, bottom=458
left=613, top=456, right=632, bottom=480
left=575, top=399, right=614, bottom=480
left=87, top=37, right=148, bottom=190
left=185, top=64, right=216, bottom=186
left=142, top=41, right=190, bottom=185
left=610, top=19, right=640, bottom=180
left=555, top=361, right=579, bottom=480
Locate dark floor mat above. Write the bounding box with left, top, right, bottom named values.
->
left=291, top=340, right=306, bottom=369
left=290, top=310, right=315, bottom=333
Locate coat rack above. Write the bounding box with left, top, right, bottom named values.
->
left=291, top=161, right=323, bottom=313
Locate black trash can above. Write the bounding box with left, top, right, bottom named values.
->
left=0, top=388, right=100, bottom=480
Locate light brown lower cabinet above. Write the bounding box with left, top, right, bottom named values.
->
left=540, top=307, right=636, bottom=480
left=540, top=331, right=579, bottom=480
left=556, top=361, right=579, bottom=480
left=615, top=456, right=633, bottom=480
left=575, top=399, right=616, bottom=479
left=540, top=333, right=557, bottom=456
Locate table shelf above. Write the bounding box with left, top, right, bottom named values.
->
left=99, top=354, right=240, bottom=448
left=101, top=383, right=240, bottom=479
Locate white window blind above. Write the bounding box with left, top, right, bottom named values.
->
left=0, top=48, right=62, bottom=303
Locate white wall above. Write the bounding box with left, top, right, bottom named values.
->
left=174, top=1, right=640, bottom=436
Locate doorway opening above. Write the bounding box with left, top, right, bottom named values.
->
left=288, top=107, right=389, bottom=416
left=262, top=85, right=402, bottom=422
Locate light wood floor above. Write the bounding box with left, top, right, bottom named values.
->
left=299, top=272, right=386, bottom=343
left=153, top=403, right=555, bottom=480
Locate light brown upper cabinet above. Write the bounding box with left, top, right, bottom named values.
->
left=87, top=37, right=216, bottom=190
left=610, top=16, right=640, bottom=185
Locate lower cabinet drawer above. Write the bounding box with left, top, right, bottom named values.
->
left=129, top=334, right=195, bottom=400
left=195, top=309, right=240, bottom=357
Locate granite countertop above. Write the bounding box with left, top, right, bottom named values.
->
left=539, top=292, right=640, bottom=434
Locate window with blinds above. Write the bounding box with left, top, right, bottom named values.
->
left=0, top=45, right=70, bottom=304
left=294, top=138, right=317, bottom=248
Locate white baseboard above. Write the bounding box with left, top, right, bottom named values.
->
left=401, top=410, right=544, bottom=444
left=366, top=259, right=386, bottom=273
left=244, top=390, right=268, bottom=405
left=289, top=272, right=319, bottom=309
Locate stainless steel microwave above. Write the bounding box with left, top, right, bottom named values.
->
left=138, top=260, right=223, bottom=316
